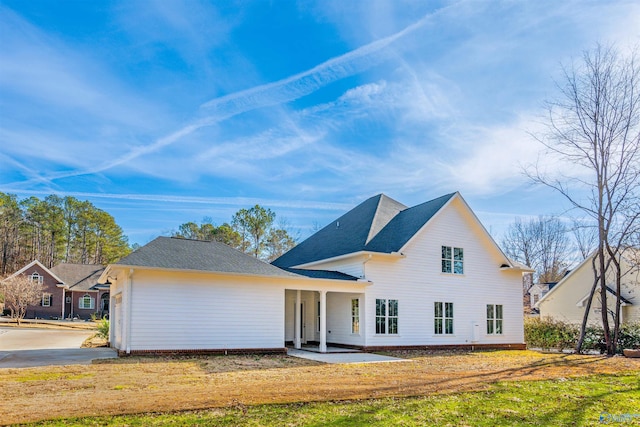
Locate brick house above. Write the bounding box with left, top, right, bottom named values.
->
left=4, top=260, right=109, bottom=320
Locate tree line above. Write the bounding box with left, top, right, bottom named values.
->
left=171, top=204, right=297, bottom=262
left=0, top=192, right=131, bottom=275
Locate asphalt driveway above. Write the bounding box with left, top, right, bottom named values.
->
left=0, top=327, right=117, bottom=368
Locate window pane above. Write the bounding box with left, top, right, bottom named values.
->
left=352, top=318, right=360, bottom=334
left=442, top=246, right=451, bottom=260
left=352, top=299, right=359, bottom=316
left=496, top=305, right=503, bottom=320
left=388, top=300, right=398, bottom=317
left=454, top=247, right=463, bottom=260
left=496, top=319, right=503, bottom=334
left=442, top=260, right=451, bottom=273
left=487, top=304, right=494, bottom=320
left=376, top=316, right=385, bottom=334
left=388, top=318, right=398, bottom=334
left=445, top=302, right=453, bottom=318
left=445, top=318, right=453, bottom=334
left=454, top=261, right=463, bottom=274
left=487, top=319, right=494, bottom=334
left=434, top=302, right=442, bottom=318
left=435, top=319, right=443, bottom=334
left=376, top=299, right=385, bottom=316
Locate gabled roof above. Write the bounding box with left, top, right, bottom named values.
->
left=272, top=193, right=456, bottom=268
left=576, top=286, right=633, bottom=307
left=114, top=236, right=299, bottom=278
left=3, top=259, right=65, bottom=284
left=50, top=263, right=105, bottom=291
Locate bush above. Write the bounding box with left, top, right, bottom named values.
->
left=96, top=317, right=109, bottom=340
left=524, top=317, right=578, bottom=350
left=525, top=318, right=640, bottom=353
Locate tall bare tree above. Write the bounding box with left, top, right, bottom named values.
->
left=2, top=274, right=44, bottom=325
left=502, top=216, right=570, bottom=287
left=530, top=44, right=640, bottom=355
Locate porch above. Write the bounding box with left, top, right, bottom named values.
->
left=285, top=288, right=365, bottom=353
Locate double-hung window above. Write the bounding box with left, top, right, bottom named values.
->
left=41, top=293, right=52, bottom=307
left=79, top=294, right=95, bottom=310
left=375, top=299, right=398, bottom=334
left=351, top=299, right=360, bottom=334
left=487, top=304, right=503, bottom=334
left=434, top=302, right=454, bottom=334
left=441, top=246, right=464, bottom=274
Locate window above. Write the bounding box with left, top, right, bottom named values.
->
left=441, top=246, right=464, bottom=274
left=351, top=299, right=360, bottom=334
left=41, top=293, right=52, bottom=307
left=434, top=302, right=454, bottom=334
left=79, top=294, right=95, bottom=310
left=376, top=299, right=398, bottom=334
left=317, top=301, right=320, bottom=333
left=31, top=272, right=43, bottom=284
left=487, top=304, right=503, bottom=334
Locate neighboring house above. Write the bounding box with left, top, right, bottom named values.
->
left=536, top=251, right=639, bottom=325
left=528, top=282, right=558, bottom=313
left=103, top=192, right=531, bottom=355
left=3, top=260, right=109, bottom=320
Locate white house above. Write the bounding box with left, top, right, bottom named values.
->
left=537, top=250, right=639, bottom=325
left=102, top=192, right=530, bottom=355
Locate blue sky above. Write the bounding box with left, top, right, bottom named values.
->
left=1, top=0, right=638, bottom=246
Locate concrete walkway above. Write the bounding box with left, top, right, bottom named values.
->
left=287, top=348, right=409, bottom=364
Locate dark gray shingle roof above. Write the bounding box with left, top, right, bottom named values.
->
left=272, top=193, right=456, bottom=268
left=282, top=268, right=360, bottom=281
left=50, top=263, right=106, bottom=291
left=115, top=237, right=299, bottom=277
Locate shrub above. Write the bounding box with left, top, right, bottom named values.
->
left=96, top=317, right=109, bottom=340
left=525, top=318, right=640, bottom=353
left=524, top=317, right=578, bottom=350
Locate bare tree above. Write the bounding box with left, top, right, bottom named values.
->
left=571, top=220, right=598, bottom=260
left=530, top=44, right=640, bottom=355
left=2, top=275, right=44, bottom=325
left=502, top=216, right=570, bottom=288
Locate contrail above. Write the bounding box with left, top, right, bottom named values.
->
left=12, top=7, right=444, bottom=185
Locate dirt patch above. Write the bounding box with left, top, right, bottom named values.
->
left=0, top=350, right=637, bottom=425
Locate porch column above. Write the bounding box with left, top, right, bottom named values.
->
left=61, top=289, right=65, bottom=320
left=319, top=290, right=327, bottom=353
left=294, top=290, right=301, bottom=349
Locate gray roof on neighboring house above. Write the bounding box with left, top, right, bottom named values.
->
left=50, top=263, right=106, bottom=291
left=272, top=193, right=456, bottom=268
left=115, top=236, right=300, bottom=277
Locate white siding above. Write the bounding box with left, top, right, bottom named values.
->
left=363, top=197, right=524, bottom=347
left=306, top=259, right=365, bottom=278
left=126, top=270, right=285, bottom=351
left=326, top=292, right=365, bottom=346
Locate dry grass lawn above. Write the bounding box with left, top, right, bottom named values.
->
left=0, top=350, right=638, bottom=425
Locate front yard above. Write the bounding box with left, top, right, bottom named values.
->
left=1, top=350, right=638, bottom=426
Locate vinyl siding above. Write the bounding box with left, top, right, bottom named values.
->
left=127, top=270, right=285, bottom=351
left=363, top=197, right=524, bottom=347
left=326, top=292, right=365, bottom=346
left=539, top=256, right=640, bottom=325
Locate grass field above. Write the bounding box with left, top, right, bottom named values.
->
left=2, top=350, right=639, bottom=426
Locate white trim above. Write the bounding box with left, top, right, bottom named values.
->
left=3, top=260, right=66, bottom=284
left=291, top=251, right=404, bottom=270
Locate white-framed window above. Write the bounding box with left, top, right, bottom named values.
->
left=79, top=294, right=95, bottom=310
left=441, top=246, right=464, bottom=274
left=376, top=299, right=398, bottom=334
left=435, top=302, right=454, bottom=334
left=31, top=272, right=43, bottom=284
left=351, top=299, right=360, bottom=334
left=487, top=304, right=503, bottom=334
left=41, top=293, right=52, bottom=307
left=317, top=301, right=320, bottom=333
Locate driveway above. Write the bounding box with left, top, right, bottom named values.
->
left=0, top=327, right=117, bottom=368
